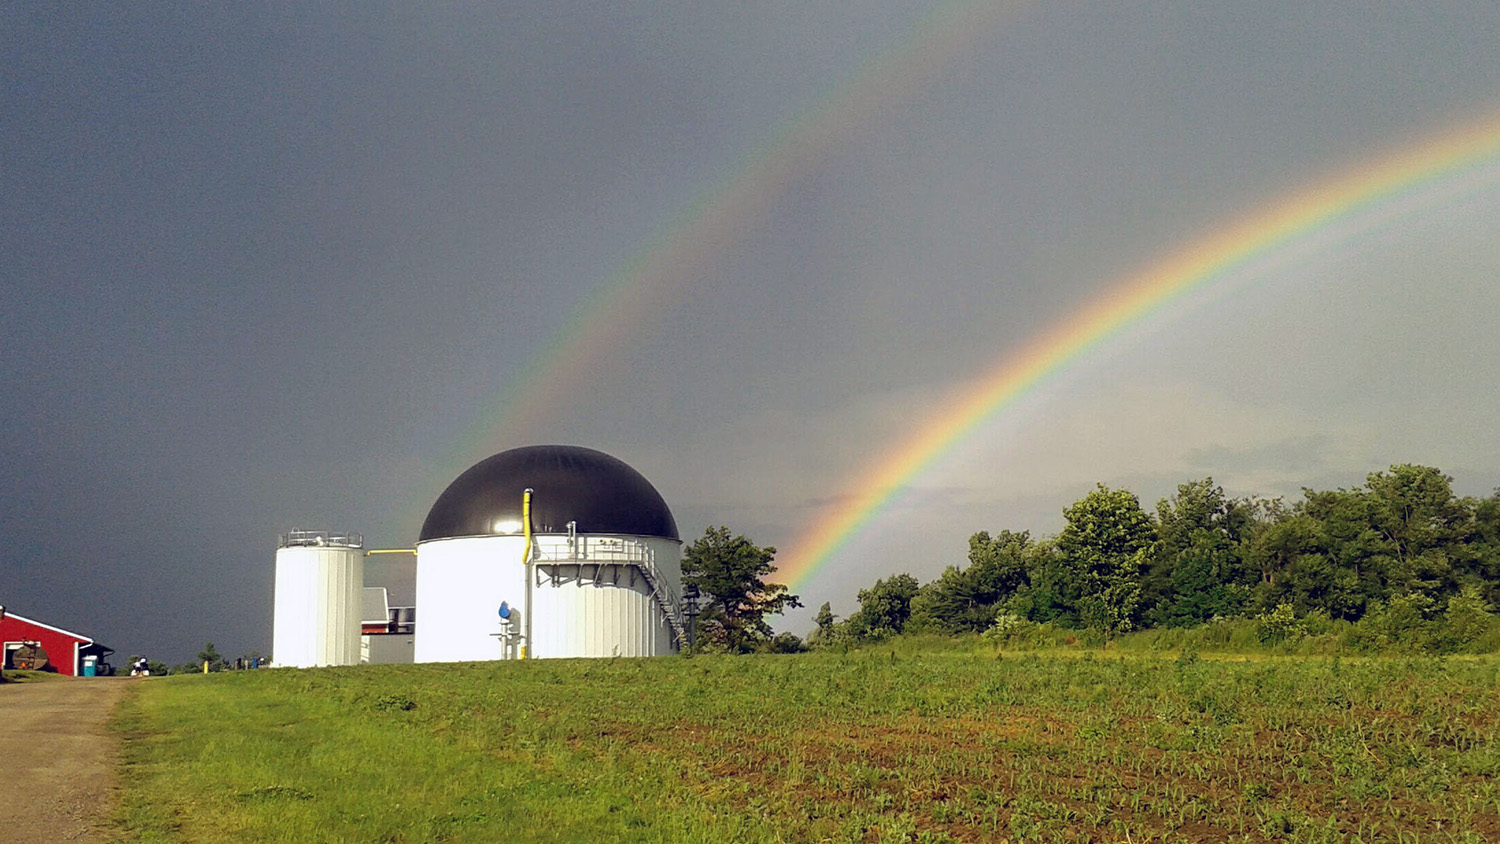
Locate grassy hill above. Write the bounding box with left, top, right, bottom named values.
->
left=111, top=646, right=1500, bottom=843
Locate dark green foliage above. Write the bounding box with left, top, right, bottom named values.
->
left=1443, top=585, right=1497, bottom=646
left=814, top=601, right=835, bottom=632
left=847, top=573, right=920, bottom=638
left=196, top=642, right=227, bottom=672
left=806, top=602, right=838, bottom=647
left=1364, top=464, right=1473, bottom=582
left=1341, top=585, right=1500, bottom=654
left=371, top=693, right=418, bottom=712
left=682, top=526, right=801, bottom=653
left=1145, top=480, right=1253, bottom=626
left=236, top=785, right=314, bottom=802
left=882, top=464, right=1500, bottom=652
left=762, top=632, right=807, bottom=654
left=1005, top=539, right=1078, bottom=626
left=1247, top=466, right=1485, bottom=619
left=1473, top=491, right=1500, bottom=598
left=1055, top=485, right=1156, bottom=634
left=912, top=531, right=1031, bottom=633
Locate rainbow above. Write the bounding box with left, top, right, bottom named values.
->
left=479, top=0, right=1030, bottom=443
left=774, top=106, right=1500, bottom=591
left=402, top=0, right=1030, bottom=530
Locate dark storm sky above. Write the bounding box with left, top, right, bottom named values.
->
left=4, top=2, right=1499, bottom=660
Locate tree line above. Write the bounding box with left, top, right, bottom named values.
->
left=127, top=642, right=266, bottom=675
left=683, top=464, right=1500, bottom=654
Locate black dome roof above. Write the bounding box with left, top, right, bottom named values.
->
left=419, top=445, right=678, bottom=542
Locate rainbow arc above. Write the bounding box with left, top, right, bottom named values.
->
left=774, top=107, right=1500, bottom=590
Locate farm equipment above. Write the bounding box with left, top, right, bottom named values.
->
left=10, top=642, right=49, bottom=671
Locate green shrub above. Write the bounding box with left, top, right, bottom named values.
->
left=1440, top=585, right=1497, bottom=652
left=981, top=614, right=1077, bottom=649
left=1255, top=603, right=1303, bottom=644
left=762, top=632, right=807, bottom=654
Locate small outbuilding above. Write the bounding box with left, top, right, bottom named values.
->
left=0, top=611, right=115, bottom=676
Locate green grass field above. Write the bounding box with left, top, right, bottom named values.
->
left=1, top=668, right=68, bottom=683
left=111, top=647, right=1500, bottom=843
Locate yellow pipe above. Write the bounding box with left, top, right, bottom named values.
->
left=521, top=488, right=533, bottom=659
left=364, top=549, right=416, bottom=556
left=522, top=489, right=534, bottom=567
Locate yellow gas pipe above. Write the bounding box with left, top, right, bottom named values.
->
left=521, top=488, right=534, bottom=660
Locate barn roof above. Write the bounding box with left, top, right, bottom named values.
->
left=2, top=611, right=97, bottom=644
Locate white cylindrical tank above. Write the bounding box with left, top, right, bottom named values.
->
left=272, top=530, right=364, bottom=668
left=414, top=535, right=526, bottom=663
left=415, top=445, right=684, bottom=662
left=530, top=535, right=681, bottom=658
left=415, top=532, right=681, bottom=661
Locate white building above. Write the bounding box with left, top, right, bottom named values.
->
left=273, top=446, right=683, bottom=666
left=413, top=445, right=684, bottom=661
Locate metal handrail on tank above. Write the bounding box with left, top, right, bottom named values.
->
left=642, top=561, right=688, bottom=648
left=534, top=536, right=687, bottom=647
left=278, top=529, right=364, bottom=549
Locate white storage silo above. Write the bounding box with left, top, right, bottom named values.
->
left=415, top=445, right=683, bottom=662
left=272, top=530, right=364, bottom=668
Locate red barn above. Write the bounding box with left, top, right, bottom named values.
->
left=1, top=611, right=115, bottom=677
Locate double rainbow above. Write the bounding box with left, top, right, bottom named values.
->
left=402, top=3, right=1500, bottom=594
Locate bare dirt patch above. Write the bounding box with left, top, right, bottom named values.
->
left=0, top=677, right=132, bottom=843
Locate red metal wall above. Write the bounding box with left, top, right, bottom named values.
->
left=1, top=615, right=88, bottom=676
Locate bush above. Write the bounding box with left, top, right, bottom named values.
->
left=763, top=632, right=807, bottom=654
left=1299, top=609, right=1335, bottom=637
left=982, top=614, right=1077, bottom=649
left=1339, top=588, right=1500, bottom=654
left=1256, top=604, right=1304, bottom=645
left=1115, top=616, right=1264, bottom=653
left=1439, top=586, right=1497, bottom=652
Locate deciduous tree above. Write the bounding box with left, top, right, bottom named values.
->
left=913, top=530, right=1031, bottom=633
left=1057, top=485, right=1156, bottom=634
left=848, top=573, right=921, bottom=638
left=682, top=526, right=801, bottom=652
left=1147, top=480, right=1253, bottom=626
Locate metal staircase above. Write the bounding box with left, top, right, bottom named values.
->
left=639, top=557, right=687, bottom=648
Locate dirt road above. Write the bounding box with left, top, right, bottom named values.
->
left=0, top=677, right=131, bottom=843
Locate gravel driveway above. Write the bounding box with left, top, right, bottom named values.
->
left=0, top=677, right=131, bottom=843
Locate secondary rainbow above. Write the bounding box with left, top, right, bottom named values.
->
left=774, top=106, right=1500, bottom=591
left=399, top=0, right=1029, bottom=531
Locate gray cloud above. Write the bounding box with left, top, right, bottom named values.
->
left=4, top=2, right=1499, bottom=657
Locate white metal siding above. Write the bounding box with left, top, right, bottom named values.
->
left=361, top=634, right=416, bottom=664
left=415, top=533, right=682, bottom=662
left=272, top=545, right=363, bottom=668
left=414, top=535, right=526, bottom=663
